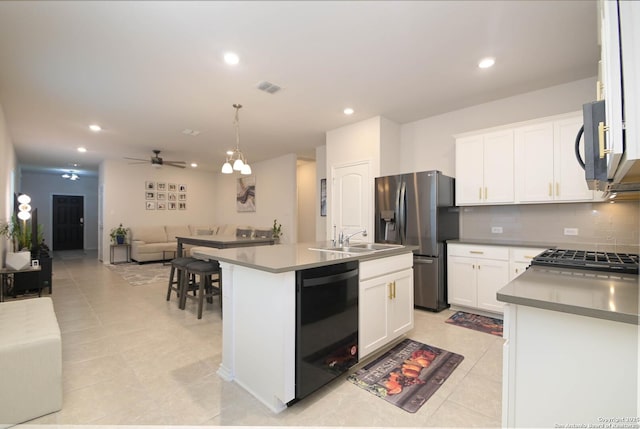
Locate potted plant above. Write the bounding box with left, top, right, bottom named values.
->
left=0, top=215, right=33, bottom=270
left=110, top=223, right=129, bottom=245
left=272, top=219, right=282, bottom=243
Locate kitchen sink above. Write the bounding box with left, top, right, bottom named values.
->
left=308, top=246, right=373, bottom=254
left=348, top=243, right=404, bottom=251
left=308, top=243, right=403, bottom=254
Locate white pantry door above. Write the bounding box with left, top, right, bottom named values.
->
left=331, top=161, right=371, bottom=242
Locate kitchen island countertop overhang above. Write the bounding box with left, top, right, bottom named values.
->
left=189, top=242, right=415, bottom=414
left=190, top=241, right=416, bottom=273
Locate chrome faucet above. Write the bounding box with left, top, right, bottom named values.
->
left=342, top=229, right=367, bottom=246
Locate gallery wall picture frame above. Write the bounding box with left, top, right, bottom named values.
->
left=236, top=175, right=256, bottom=212
left=320, top=178, right=327, bottom=217
left=178, top=202, right=187, bottom=210
left=157, top=202, right=167, bottom=210
left=145, top=181, right=156, bottom=190
left=168, top=202, right=177, bottom=210
left=157, top=182, right=167, bottom=191
left=157, top=193, right=166, bottom=201
left=146, top=191, right=156, bottom=200
left=168, top=193, right=177, bottom=201
left=146, top=201, right=156, bottom=210
left=168, top=183, right=177, bottom=192
left=178, top=184, right=187, bottom=192
left=178, top=193, right=187, bottom=201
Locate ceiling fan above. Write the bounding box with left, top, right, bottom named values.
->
left=124, top=149, right=186, bottom=169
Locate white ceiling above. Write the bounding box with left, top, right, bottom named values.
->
left=0, top=1, right=598, bottom=176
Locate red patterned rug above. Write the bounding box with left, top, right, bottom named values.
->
left=445, top=311, right=503, bottom=337
left=348, top=339, right=464, bottom=413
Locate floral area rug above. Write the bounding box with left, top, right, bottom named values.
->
left=348, top=339, right=464, bottom=413
left=445, top=311, right=504, bottom=337
left=107, top=262, right=170, bottom=286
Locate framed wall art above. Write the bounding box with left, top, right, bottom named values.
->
left=320, top=178, right=327, bottom=217
left=236, top=176, right=256, bottom=212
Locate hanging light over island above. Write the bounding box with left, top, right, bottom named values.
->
left=221, top=104, right=251, bottom=175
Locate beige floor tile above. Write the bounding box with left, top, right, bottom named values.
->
left=19, top=250, right=503, bottom=428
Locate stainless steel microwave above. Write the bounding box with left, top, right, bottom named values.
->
left=576, top=100, right=608, bottom=192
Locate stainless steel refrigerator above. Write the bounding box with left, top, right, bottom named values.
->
left=374, top=170, right=459, bottom=311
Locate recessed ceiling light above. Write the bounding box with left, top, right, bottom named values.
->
left=344, top=108, right=354, bottom=115
left=89, top=124, right=101, bottom=132
left=190, top=163, right=198, bottom=168
left=478, top=57, right=495, bottom=69
left=77, top=147, right=87, bottom=153
left=224, top=52, right=240, bottom=65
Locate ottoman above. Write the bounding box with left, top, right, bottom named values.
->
left=0, top=297, right=62, bottom=427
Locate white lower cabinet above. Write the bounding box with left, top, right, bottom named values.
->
left=447, top=244, right=510, bottom=314
left=508, top=247, right=547, bottom=281
left=502, top=304, right=638, bottom=427
left=448, top=255, right=508, bottom=313
left=359, top=253, right=414, bottom=360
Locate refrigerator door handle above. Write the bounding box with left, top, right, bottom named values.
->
left=399, top=181, right=406, bottom=244
left=414, top=258, right=434, bottom=264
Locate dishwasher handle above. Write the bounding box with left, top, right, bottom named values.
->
left=301, top=268, right=359, bottom=288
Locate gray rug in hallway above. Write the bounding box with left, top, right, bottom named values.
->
left=107, top=262, right=170, bottom=286
left=348, top=338, right=464, bottom=413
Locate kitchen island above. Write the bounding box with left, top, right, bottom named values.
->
left=191, top=242, right=415, bottom=413
left=497, top=266, right=639, bottom=427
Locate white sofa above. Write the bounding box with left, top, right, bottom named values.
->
left=130, top=224, right=272, bottom=263
left=0, top=297, right=62, bottom=427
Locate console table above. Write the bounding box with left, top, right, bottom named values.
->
left=0, top=266, right=42, bottom=302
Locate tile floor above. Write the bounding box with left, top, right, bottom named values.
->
left=23, top=250, right=503, bottom=427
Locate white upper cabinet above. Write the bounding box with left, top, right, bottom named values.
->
left=458, top=112, right=598, bottom=206
left=515, top=116, right=594, bottom=203
left=553, top=117, right=596, bottom=201
left=515, top=122, right=555, bottom=202
left=456, top=131, right=514, bottom=205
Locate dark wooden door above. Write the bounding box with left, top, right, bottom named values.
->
left=52, top=195, right=84, bottom=250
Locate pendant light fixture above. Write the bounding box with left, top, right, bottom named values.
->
left=221, top=103, right=252, bottom=175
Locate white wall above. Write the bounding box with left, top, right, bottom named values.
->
left=379, top=116, right=401, bottom=176
left=297, top=160, right=316, bottom=243
left=20, top=172, right=99, bottom=250
left=399, top=77, right=597, bottom=176
left=100, top=159, right=219, bottom=262
left=0, top=101, right=18, bottom=266
left=212, top=153, right=298, bottom=244
left=326, top=116, right=383, bottom=240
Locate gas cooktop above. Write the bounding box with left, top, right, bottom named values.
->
left=531, top=249, right=639, bottom=275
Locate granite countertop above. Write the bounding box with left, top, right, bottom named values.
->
left=447, top=239, right=553, bottom=248
left=448, top=238, right=639, bottom=254
left=190, top=241, right=415, bottom=273
left=497, top=266, right=639, bottom=325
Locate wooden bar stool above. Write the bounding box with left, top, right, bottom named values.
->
left=181, top=260, right=221, bottom=319
left=166, top=257, right=198, bottom=304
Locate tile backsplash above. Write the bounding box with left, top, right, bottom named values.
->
left=460, top=201, right=640, bottom=253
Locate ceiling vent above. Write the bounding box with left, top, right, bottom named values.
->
left=256, top=81, right=282, bottom=94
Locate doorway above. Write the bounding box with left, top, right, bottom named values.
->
left=52, top=195, right=84, bottom=250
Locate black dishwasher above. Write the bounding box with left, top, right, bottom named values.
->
left=292, top=261, right=359, bottom=403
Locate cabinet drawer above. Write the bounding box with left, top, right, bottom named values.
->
left=448, top=244, right=509, bottom=260
left=359, top=253, right=413, bottom=280
left=510, top=247, right=547, bottom=262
